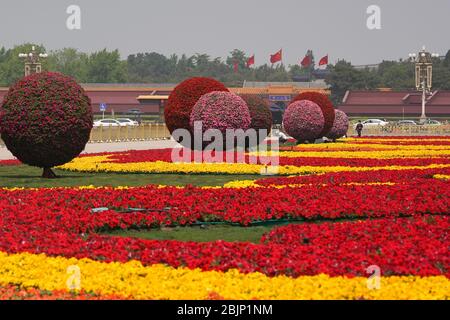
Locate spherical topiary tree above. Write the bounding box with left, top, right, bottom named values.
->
left=190, top=91, right=251, bottom=149
left=164, top=77, right=228, bottom=136
left=326, top=109, right=349, bottom=141
left=0, top=72, right=92, bottom=178
left=291, top=91, right=335, bottom=138
left=240, top=94, right=272, bottom=147
left=282, top=100, right=324, bottom=143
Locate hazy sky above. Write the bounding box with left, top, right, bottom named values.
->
left=1, top=0, right=449, bottom=66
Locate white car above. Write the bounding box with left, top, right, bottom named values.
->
left=397, top=120, right=417, bottom=126
left=116, top=118, right=139, bottom=126
left=93, top=119, right=121, bottom=127
left=420, top=119, right=442, bottom=126
left=355, top=119, right=389, bottom=128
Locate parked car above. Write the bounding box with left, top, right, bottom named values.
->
left=116, top=118, right=139, bottom=126
left=354, top=119, right=388, bottom=128
left=397, top=120, right=417, bottom=126
left=93, top=119, right=121, bottom=127
left=419, top=119, right=442, bottom=126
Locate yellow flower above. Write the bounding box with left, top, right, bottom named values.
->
left=58, top=154, right=450, bottom=176
left=0, top=251, right=448, bottom=300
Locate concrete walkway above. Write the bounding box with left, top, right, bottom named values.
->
left=0, top=139, right=181, bottom=160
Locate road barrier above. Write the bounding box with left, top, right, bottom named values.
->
left=346, top=124, right=450, bottom=136
left=88, top=123, right=171, bottom=143
left=1, top=123, right=449, bottom=147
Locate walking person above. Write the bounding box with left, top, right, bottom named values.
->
left=356, top=120, right=363, bottom=137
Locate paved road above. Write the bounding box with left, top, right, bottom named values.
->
left=0, top=136, right=283, bottom=160
left=0, top=139, right=181, bottom=160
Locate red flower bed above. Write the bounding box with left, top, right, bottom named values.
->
left=352, top=141, right=450, bottom=146
left=0, top=159, right=21, bottom=166
left=90, top=148, right=450, bottom=168
left=277, top=156, right=450, bottom=167
left=0, top=284, right=124, bottom=300
left=260, top=215, right=449, bottom=276
left=256, top=167, right=450, bottom=186
left=0, top=195, right=447, bottom=277
left=0, top=175, right=448, bottom=230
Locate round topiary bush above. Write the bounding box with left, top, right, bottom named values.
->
left=164, top=77, right=228, bottom=136
left=240, top=94, right=272, bottom=146
left=326, top=109, right=349, bottom=141
left=190, top=91, right=251, bottom=149
left=291, top=91, right=335, bottom=138
left=0, top=72, right=92, bottom=178
left=282, top=100, right=324, bottom=143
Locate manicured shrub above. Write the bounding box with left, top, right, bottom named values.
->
left=291, top=91, right=335, bottom=138
left=164, top=77, right=228, bottom=136
left=190, top=91, right=251, bottom=149
left=282, top=100, right=324, bottom=143
left=240, top=94, right=272, bottom=146
left=0, top=72, right=92, bottom=178
left=326, top=109, right=349, bottom=141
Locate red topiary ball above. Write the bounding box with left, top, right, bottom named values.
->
left=240, top=94, right=272, bottom=145
left=326, top=109, right=349, bottom=140
left=0, top=72, right=92, bottom=177
left=283, top=100, right=324, bottom=143
left=291, top=91, right=335, bottom=137
left=164, top=77, right=228, bottom=135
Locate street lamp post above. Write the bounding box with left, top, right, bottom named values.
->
left=18, top=46, right=48, bottom=76
left=408, top=46, right=439, bottom=123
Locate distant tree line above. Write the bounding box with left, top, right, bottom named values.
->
left=1, top=43, right=450, bottom=105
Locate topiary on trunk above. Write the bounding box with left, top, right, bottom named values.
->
left=164, top=77, right=228, bottom=137
left=240, top=94, right=272, bottom=147
left=0, top=72, right=93, bottom=178
left=326, top=109, right=349, bottom=141
left=291, top=91, right=335, bottom=138
left=282, top=100, right=324, bottom=143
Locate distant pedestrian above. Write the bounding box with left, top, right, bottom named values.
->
left=356, top=121, right=363, bottom=137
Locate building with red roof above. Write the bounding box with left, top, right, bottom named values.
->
left=338, top=90, right=450, bottom=118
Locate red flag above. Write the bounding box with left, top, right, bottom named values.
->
left=319, top=54, right=328, bottom=66
left=300, top=55, right=311, bottom=67
left=246, top=55, right=255, bottom=67
left=233, top=60, right=239, bottom=73
left=270, top=49, right=282, bottom=64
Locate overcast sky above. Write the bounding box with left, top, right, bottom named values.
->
left=1, top=0, right=449, bottom=66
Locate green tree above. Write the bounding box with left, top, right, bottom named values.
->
left=325, top=60, right=368, bottom=104
left=378, top=60, right=414, bottom=90
left=47, top=48, right=88, bottom=82
left=86, top=49, right=127, bottom=83
left=226, top=49, right=249, bottom=70
left=127, top=52, right=174, bottom=82
left=0, top=43, right=48, bottom=86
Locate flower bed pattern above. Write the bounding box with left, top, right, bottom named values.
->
left=0, top=136, right=449, bottom=299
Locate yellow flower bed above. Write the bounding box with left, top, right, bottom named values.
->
left=433, top=174, right=450, bottom=180
left=58, top=155, right=450, bottom=175
left=0, top=251, right=448, bottom=300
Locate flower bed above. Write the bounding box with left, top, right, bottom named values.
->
left=0, top=136, right=449, bottom=299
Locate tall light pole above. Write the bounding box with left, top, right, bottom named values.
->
left=18, top=45, right=48, bottom=76
left=408, top=46, right=439, bottom=123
